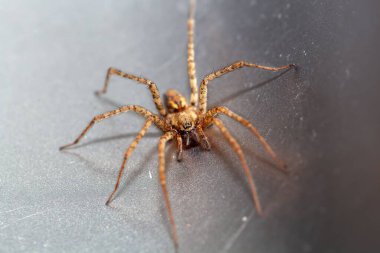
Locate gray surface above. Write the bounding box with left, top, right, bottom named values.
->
left=1, top=0, right=380, bottom=252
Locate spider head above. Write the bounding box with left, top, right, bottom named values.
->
left=165, top=89, right=188, bottom=113
left=177, top=109, right=198, bottom=132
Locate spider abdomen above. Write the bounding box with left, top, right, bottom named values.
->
left=164, top=89, right=188, bottom=113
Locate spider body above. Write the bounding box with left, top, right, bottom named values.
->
left=165, top=89, right=210, bottom=158
left=60, top=0, right=295, bottom=249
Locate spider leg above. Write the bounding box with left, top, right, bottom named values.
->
left=105, top=119, right=152, bottom=205
left=95, top=67, right=167, bottom=116
left=198, top=61, right=295, bottom=114
left=205, top=106, right=287, bottom=171
left=213, top=118, right=263, bottom=215
left=196, top=125, right=211, bottom=150
left=175, top=134, right=183, bottom=161
left=188, top=0, right=198, bottom=106
left=158, top=131, right=178, bottom=249
left=59, top=105, right=169, bottom=150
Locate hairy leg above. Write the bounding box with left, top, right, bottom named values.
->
left=176, top=134, right=183, bottom=161
left=158, top=131, right=178, bottom=248
left=205, top=106, right=287, bottom=171
left=59, top=105, right=168, bottom=150
left=196, top=125, right=211, bottom=150
left=198, top=61, right=295, bottom=113
left=105, top=120, right=152, bottom=205
left=188, top=0, right=198, bottom=106
left=96, top=67, right=167, bottom=116
left=213, top=118, right=262, bottom=215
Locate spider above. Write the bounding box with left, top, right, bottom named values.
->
left=60, top=0, right=295, bottom=249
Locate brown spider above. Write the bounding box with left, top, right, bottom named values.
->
left=60, top=0, right=294, bottom=248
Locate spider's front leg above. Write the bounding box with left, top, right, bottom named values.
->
left=198, top=61, right=295, bottom=114
left=158, top=131, right=179, bottom=248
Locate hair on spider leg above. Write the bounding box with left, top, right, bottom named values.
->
left=59, top=0, right=296, bottom=249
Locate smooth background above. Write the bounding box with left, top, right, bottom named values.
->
left=1, top=0, right=380, bottom=252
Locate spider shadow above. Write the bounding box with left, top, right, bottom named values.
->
left=96, top=94, right=125, bottom=108
left=62, top=143, right=158, bottom=203
left=65, top=132, right=162, bottom=150
left=60, top=150, right=110, bottom=176
left=210, top=67, right=295, bottom=107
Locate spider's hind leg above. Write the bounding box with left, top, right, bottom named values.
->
left=213, top=118, right=263, bottom=215
left=206, top=106, right=287, bottom=171
left=158, top=132, right=179, bottom=248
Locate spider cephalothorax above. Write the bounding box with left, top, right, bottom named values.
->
left=165, top=90, right=197, bottom=131
left=60, top=0, right=295, bottom=249
left=165, top=89, right=210, bottom=156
